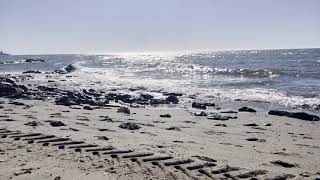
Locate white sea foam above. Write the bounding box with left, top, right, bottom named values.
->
left=31, top=67, right=320, bottom=108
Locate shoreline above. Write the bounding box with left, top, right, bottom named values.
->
left=1, top=74, right=320, bottom=179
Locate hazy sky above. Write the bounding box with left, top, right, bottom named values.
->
left=1, top=0, right=319, bottom=54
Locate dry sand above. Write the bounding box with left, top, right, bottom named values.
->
left=0, top=97, right=320, bottom=179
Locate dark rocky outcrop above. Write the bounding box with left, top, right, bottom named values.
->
left=22, top=70, right=42, bottom=74
left=64, top=64, right=77, bottom=73
left=25, top=59, right=46, bottom=63
left=0, top=77, right=28, bottom=97
left=117, top=107, right=130, bottom=114
left=165, top=95, right=179, bottom=104
left=55, top=90, right=109, bottom=107
left=239, top=107, right=256, bottom=112
left=119, top=122, right=141, bottom=130
left=192, top=102, right=206, bottom=109
left=268, top=110, right=320, bottom=121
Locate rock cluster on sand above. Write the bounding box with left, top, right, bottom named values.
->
left=0, top=77, right=28, bottom=98
left=55, top=90, right=109, bottom=107
left=268, top=110, right=320, bottom=121
left=119, top=122, right=141, bottom=130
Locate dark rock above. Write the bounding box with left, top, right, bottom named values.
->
left=271, top=160, right=296, bottom=168
left=246, top=138, right=266, bottom=142
left=115, top=94, right=135, bottom=103
left=268, top=110, right=320, bottom=121
left=192, top=102, right=206, bottom=109
left=64, top=64, right=77, bottom=73
left=243, top=123, right=259, bottom=126
left=265, top=123, right=272, bottom=126
left=239, top=107, right=256, bottom=112
left=117, top=107, right=130, bottom=114
left=83, top=106, right=94, bottom=110
left=119, top=122, right=141, bottom=130
left=49, top=121, right=65, bottom=127
left=165, top=126, right=181, bottom=131
left=25, top=58, right=46, bottom=63
left=160, top=114, right=171, bottom=118
left=165, top=95, right=179, bottom=104
left=22, top=70, right=42, bottom=74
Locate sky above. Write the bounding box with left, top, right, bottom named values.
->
left=0, top=0, right=319, bottom=54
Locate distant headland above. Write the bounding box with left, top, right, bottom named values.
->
left=0, top=50, right=10, bottom=55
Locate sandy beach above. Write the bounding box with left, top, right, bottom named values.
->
left=1, top=86, right=320, bottom=180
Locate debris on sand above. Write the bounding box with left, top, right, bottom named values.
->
left=119, top=122, right=141, bottom=130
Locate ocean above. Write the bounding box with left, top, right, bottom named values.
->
left=1, top=48, right=320, bottom=112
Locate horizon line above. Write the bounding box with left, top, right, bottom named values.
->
left=4, top=47, right=320, bottom=56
